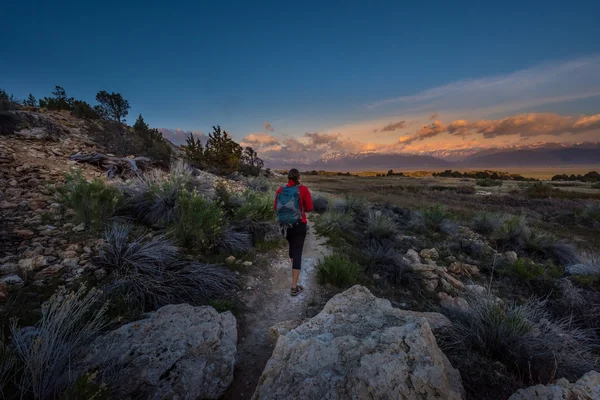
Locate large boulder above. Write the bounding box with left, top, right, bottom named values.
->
left=253, top=285, right=464, bottom=400
left=509, top=371, right=600, bottom=399
left=81, top=304, right=237, bottom=400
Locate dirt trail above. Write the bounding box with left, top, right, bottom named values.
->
left=224, top=221, right=330, bottom=399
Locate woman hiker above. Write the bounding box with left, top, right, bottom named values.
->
left=274, top=168, right=314, bottom=296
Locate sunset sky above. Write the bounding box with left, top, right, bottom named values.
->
left=2, top=1, right=600, bottom=163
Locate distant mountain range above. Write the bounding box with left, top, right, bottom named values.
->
left=265, top=142, right=600, bottom=171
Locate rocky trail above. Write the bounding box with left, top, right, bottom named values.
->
left=224, top=222, right=330, bottom=399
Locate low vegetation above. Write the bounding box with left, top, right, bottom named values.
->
left=56, top=169, right=123, bottom=231
left=440, top=294, right=598, bottom=398
left=316, top=253, right=361, bottom=288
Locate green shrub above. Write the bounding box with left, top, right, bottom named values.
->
left=316, top=253, right=361, bottom=288
left=495, top=216, right=531, bottom=248
left=168, top=191, right=225, bottom=252
left=56, top=169, right=123, bottom=231
left=365, top=210, right=398, bottom=241
left=592, top=183, right=600, bottom=189
left=501, top=258, right=545, bottom=280
left=501, top=258, right=563, bottom=280
left=314, top=210, right=355, bottom=236
left=472, top=212, right=507, bottom=235
left=416, top=204, right=457, bottom=234
left=476, top=179, right=503, bottom=187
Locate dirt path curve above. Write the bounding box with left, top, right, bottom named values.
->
left=223, top=221, right=330, bottom=399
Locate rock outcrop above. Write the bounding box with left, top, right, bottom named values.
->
left=81, top=304, right=237, bottom=400
left=509, top=371, right=600, bottom=400
left=253, top=285, right=464, bottom=400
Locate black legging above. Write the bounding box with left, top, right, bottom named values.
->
left=286, top=222, right=307, bottom=270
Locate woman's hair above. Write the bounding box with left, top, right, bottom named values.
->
left=287, top=168, right=301, bottom=184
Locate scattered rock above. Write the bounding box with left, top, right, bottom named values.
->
left=0, top=263, right=19, bottom=275
left=420, top=248, right=439, bottom=260
left=464, top=284, right=487, bottom=296
left=253, top=285, right=463, bottom=400
left=225, top=255, right=236, bottom=265
left=61, top=257, right=79, bottom=269
left=0, top=274, right=24, bottom=289
left=14, top=229, right=35, bottom=238
left=81, top=304, right=237, bottom=400
left=508, top=370, right=600, bottom=400
left=34, top=265, right=65, bottom=280
left=448, top=262, right=480, bottom=276
left=18, top=255, right=49, bottom=272
left=504, top=251, right=518, bottom=263
left=405, top=249, right=421, bottom=265
left=72, top=223, right=85, bottom=232
left=439, top=292, right=469, bottom=311
left=241, top=261, right=253, bottom=267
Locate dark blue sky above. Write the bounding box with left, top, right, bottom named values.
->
left=2, top=1, right=600, bottom=157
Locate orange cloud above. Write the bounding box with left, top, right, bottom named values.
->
left=417, top=120, right=447, bottom=139
left=241, top=133, right=280, bottom=147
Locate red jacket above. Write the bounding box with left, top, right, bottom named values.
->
left=274, top=180, right=313, bottom=223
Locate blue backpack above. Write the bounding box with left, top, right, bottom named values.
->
left=276, top=185, right=302, bottom=226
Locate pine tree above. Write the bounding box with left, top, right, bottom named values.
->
left=184, top=133, right=205, bottom=168
left=95, top=91, right=130, bottom=122
left=24, top=94, right=37, bottom=107
left=204, top=126, right=242, bottom=175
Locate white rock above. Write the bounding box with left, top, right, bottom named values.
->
left=253, top=285, right=463, bottom=400
left=225, top=255, right=236, bottom=265
left=509, top=370, right=600, bottom=399
left=82, top=304, right=237, bottom=399
left=242, top=261, right=252, bottom=267
left=405, top=249, right=421, bottom=265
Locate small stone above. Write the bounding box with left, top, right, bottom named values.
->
left=18, top=255, right=48, bottom=272
left=448, top=262, right=480, bottom=276
left=504, top=251, right=518, bottom=262
left=0, top=201, right=18, bottom=210
left=34, top=265, right=65, bottom=280
left=83, top=246, right=92, bottom=254
left=72, top=223, right=86, bottom=232
left=1, top=274, right=24, bottom=289
left=420, top=248, right=439, bottom=260
left=465, top=284, right=487, bottom=296
left=14, top=229, right=35, bottom=238
left=242, top=261, right=253, bottom=267
left=61, top=258, right=79, bottom=268
left=438, top=292, right=469, bottom=310
left=225, top=256, right=236, bottom=265
left=0, top=263, right=19, bottom=275
left=94, top=268, right=107, bottom=280
left=235, top=260, right=243, bottom=265
left=405, top=249, right=421, bottom=265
